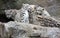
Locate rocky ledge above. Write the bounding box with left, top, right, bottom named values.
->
left=0, top=21, right=60, bottom=38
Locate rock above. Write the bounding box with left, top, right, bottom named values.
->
left=0, top=22, right=7, bottom=38
left=3, top=21, right=60, bottom=38
left=4, top=21, right=35, bottom=37
left=0, top=21, right=60, bottom=38
left=0, top=0, right=57, bottom=9
left=0, top=22, right=4, bottom=38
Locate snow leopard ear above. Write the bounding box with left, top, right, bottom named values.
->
left=22, top=3, right=26, bottom=5
left=5, top=10, right=6, bottom=12
left=11, top=10, right=17, bottom=18
left=22, top=3, right=29, bottom=7
left=5, top=10, right=8, bottom=13
left=23, top=4, right=29, bottom=8
left=22, top=3, right=25, bottom=6
left=23, top=3, right=29, bottom=5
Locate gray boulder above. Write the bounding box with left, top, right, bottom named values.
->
left=3, top=21, right=60, bottom=38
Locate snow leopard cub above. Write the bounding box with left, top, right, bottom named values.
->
left=5, top=4, right=29, bottom=23
left=35, top=6, right=50, bottom=17
left=20, top=4, right=29, bottom=23
left=5, top=9, right=17, bottom=19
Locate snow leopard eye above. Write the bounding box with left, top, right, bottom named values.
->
left=39, top=13, right=42, bottom=15
left=42, top=9, right=44, bottom=10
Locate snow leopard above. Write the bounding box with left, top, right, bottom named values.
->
left=5, top=4, right=50, bottom=24
left=35, top=6, right=50, bottom=17
left=5, top=4, right=29, bottom=23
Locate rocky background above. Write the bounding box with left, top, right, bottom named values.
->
left=0, top=0, right=60, bottom=17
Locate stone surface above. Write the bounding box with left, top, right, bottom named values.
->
left=0, top=22, right=7, bottom=38
left=2, top=21, right=60, bottom=38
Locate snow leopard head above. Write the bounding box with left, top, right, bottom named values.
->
left=35, top=6, right=50, bottom=17
left=5, top=9, right=17, bottom=19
